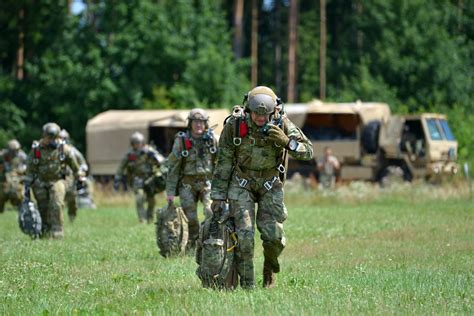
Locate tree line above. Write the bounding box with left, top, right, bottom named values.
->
left=0, top=0, right=473, bottom=160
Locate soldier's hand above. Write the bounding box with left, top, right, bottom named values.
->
left=113, top=175, right=121, bottom=191
left=76, top=179, right=86, bottom=192
left=267, top=124, right=290, bottom=148
left=211, top=199, right=226, bottom=214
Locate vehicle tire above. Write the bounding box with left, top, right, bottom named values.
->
left=379, top=164, right=412, bottom=188
left=362, top=121, right=380, bottom=154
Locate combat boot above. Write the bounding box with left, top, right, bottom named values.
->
left=263, top=261, right=276, bottom=288
left=52, top=230, right=64, bottom=239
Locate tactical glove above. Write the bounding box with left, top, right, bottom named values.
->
left=76, top=179, right=86, bottom=192
left=267, top=124, right=290, bottom=148
left=113, top=175, right=121, bottom=191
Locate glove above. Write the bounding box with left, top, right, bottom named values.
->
left=211, top=200, right=226, bottom=214
left=76, top=179, right=86, bottom=191
left=113, top=175, right=121, bottom=191
left=267, top=124, right=290, bottom=148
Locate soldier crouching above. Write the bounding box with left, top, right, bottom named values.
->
left=166, top=108, right=218, bottom=249
left=24, top=123, right=85, bottom=239
left=211, top=86, right=313, bottom=289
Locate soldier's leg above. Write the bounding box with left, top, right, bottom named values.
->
left=145, top=191, right=155, bottom=224
left=135, top=188, right=147, bottom=223
left=179, top=183, right=199, bottom=247
left=257, top=180, right=287, bottom=287
left=0, top=189, right=6, bottom=213
left=198, top=180, right=213, bottom=219
left=32, top=184, right=50, bottom=235
left=229, top=185, right=256, bottom=289
left=49, top=180, right=66, bottom=238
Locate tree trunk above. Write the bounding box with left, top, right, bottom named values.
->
left=319, top=0, right=326, bottom=101
left=287, top=0, right=298, bottom=103
left=233, top=0, right=244, bottom=58
left=274, top=0, right=282, bottom=93
left=251, top=0, right=258, bottom=86
left=16, top=8, right=25, bottom=80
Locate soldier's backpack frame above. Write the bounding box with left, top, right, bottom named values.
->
left=196, top=212, right=239, bottom=290
left=155, top=202, right=189, bottom=257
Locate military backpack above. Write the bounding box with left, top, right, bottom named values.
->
left=18, top=186, right=42, bottom=239
left=155, top=202, right=189, bottom=257
left=196, top=209, right=238, bottom=289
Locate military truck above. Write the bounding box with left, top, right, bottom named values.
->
left=285, top=100, right=458, bottom=183
left=86, top=109, right=230, bottom=176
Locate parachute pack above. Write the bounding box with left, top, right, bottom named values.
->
left=155, top=202, right=189, bottom=257
left=196, top=209, right=238, bottom=290
left=18, top=186, right=42, bottom=239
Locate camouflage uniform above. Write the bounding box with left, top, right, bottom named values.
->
left=317, top=154, right=340, bottom=189
left=63, top=145, right=88, bottom=221
left=211, top=87, right=313, bottom=289
left=24, top=123, right=82, bottom=238
left=166, top=110, right=218, bottom=247
left=115, top=139, right=164, bottom=223
left=0, top=141, right=28, bottom=213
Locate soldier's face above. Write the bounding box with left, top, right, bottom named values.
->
left=132, top=142, right=143, bottom=150
left=250, top=112, right=269, bottom=127
left=191, top=120, right=205, bottom=135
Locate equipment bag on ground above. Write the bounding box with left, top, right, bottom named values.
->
left=18, top=185, right=42, bottom=239
left=196, top=209, right=238, bottom=289
left=156, top=202, right=189, bottom=257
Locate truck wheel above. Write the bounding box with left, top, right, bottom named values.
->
left=362, top=121, right=380, bottom=154
left=379, top=164, right=412, bottom=188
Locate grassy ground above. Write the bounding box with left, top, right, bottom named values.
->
left=0, top=183, right=473, bottom=314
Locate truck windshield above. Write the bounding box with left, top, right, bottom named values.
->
left=426, top=119, right=443, bottom=140
left=439, top=119, right=456, bottom=141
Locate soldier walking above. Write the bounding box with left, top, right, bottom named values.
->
left=24, top=123, right=84, bottom=238
left=166, top=108, right=218, bottom=249
left=0, top=139, right=27, bottom=213
left=59, top=129, right=89, bottom=222
left=317, top=146, right=340, bottom=189
left=114, top=132, right=164, bottom=223
left=211, top=86, right=313, bottom=289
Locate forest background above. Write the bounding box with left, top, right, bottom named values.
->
left=0, top=0, right=473, bottom=163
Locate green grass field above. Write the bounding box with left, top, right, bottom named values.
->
left=1, top=183, right=473, bottom=314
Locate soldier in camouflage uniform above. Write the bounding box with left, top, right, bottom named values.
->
left=114, top=132, right=165, bottom=223
left=59, top=129, right=89, bottom=222
left=0, top=139, right=28, bottom=213
left=211, top=86, right=313, bottom=289
left=24, top=123, right=84, bottom=238
left=166, top=108, right=218, bottom=248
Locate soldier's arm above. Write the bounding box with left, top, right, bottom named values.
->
left=64, top=145, right=81, bottom=178
left=211, top=120, right=236, bottom=200
left=24, top=151, right=38, bottom=185
left=73, top=147, right=89, bottom=173
left=165, top=137, right=184, bottom=196
left=284, top=117, right=313, bottom=161
left=115, top=154, right=128, bottom=178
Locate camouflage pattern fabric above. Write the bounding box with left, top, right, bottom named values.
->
left=63, top=145, right=88, bottom=220
left=156, top=203, right=189, bottom=257
left=196, top=212, right=238, bottom=289
left=211, top=113, right=313, bottom=289
left=25, top=139, right=80, bottom=237
left=166, top=131, right=217, bottom=247
left=116, top=145, right=164, bottom=223
left=0, top=149, right=27, bottom=213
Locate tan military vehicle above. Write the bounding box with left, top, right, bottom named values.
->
left=86, top=109, right=230, bottom=176
left=285, top=101, right=458, bottom=183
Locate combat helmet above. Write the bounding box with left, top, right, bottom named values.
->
left=244, top=86, right=281, bottom=115
left=130, top=131, right=145, bottom=145
left=187, top=108, right=209, bottom=129
left=59, top=129, right=70, bottom=141
left=7, top=139, right=21, bottom=151
left=42, top=122, right=61, bottom=138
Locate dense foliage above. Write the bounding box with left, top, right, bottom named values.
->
left=0, top=0, right=472, bottom=159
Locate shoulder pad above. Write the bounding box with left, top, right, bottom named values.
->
left=231, top=105, right=245, bottom=118
left=32, top=141, right=40, bottom=149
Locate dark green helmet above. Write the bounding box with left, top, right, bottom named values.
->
left=7, top=139, right=21, bottom=151
left=42, top=122, right=61, bottom=138
left=59, top=129, right=70, bottom=141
